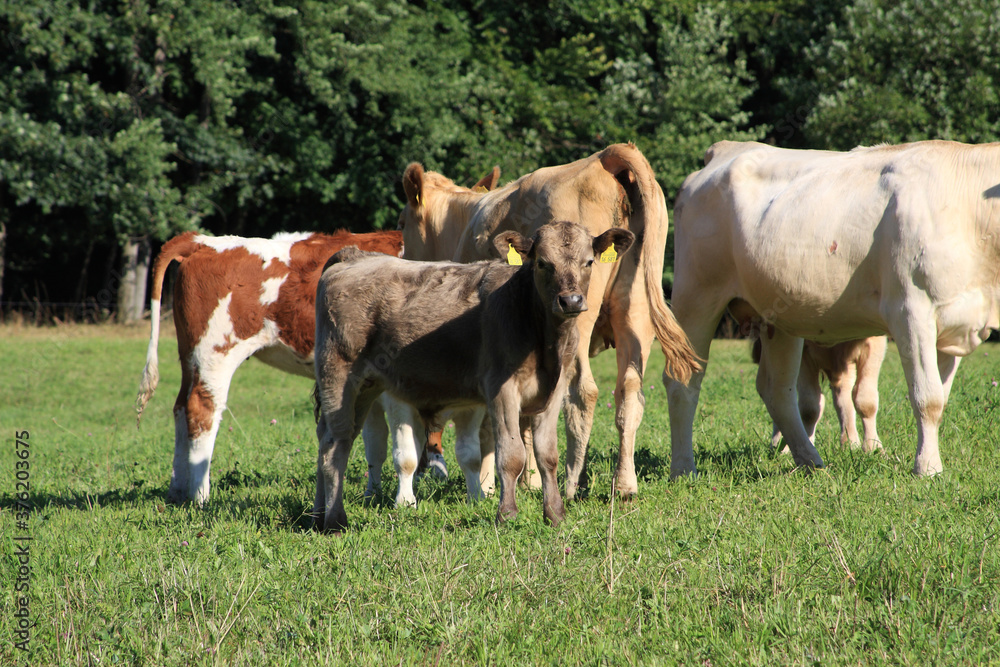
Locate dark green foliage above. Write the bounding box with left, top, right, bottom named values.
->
left=1, top=0, right=998, bottom=313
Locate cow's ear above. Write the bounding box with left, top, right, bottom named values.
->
left=472, top=166, right=500, bottom=193
left=493, top=230, right=533, bottom=263
left=592, top=228, right=635, bottom=262
left=403, top=163, right=424, bottom=209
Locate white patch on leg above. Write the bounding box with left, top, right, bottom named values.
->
left=383, top=397, right=421, bottom=508
left=453, top=407, right=486, bottom=501
left=182, top=293, right=286, bottom=503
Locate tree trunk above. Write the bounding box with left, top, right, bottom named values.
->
left=117, top=236, right=150, bottom=324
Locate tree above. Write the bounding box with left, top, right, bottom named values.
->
left=778, top=0, right=1000, bottom=148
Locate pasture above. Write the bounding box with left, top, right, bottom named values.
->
left=1, top=323, right=998, bottom=665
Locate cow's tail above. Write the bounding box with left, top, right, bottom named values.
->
left=600, top=144, right=702, bottom=384
left=136, top=231, right=203, bottom=426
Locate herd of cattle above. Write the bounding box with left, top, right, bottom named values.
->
left=135, top=139, right=1000, bottom=532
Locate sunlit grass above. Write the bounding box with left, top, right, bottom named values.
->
left=1, top=324, right=998, bottom=665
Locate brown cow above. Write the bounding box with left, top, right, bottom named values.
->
left=135, top=230, right=403, bottom=505
left=313, top=221, right=635, bottom=532
left=398, top=144, right=700, bottom=499
left=756, top=337, right=887, bottom=452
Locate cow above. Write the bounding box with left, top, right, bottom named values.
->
left=398, top=144, right=701, bottom=500
left=313, top=220, right=636, bottom=532
left=756, top=337, right=887, bottom=452
left=135, top=229, right=405, bottom=505
left=665, top=140, right=1000, bottom=479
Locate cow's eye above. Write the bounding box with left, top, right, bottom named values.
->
left=585, top=258, right=594, bottom=268
left=536, top=259, right=551, bottom=271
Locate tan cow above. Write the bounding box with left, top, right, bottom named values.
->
left=313, top=221, right=635, bottom=532
left=398, top=144, right=700, bottom=499
left=666, top=140, right=1000, bottom=478
left=754, top=337, right=887, bottom=452
left=135, top=230, right=404, bottom=505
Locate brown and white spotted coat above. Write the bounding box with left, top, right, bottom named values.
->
left=136, top=230, right=403, bottom=505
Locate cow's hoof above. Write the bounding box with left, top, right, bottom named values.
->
left=395, top=495, right=417, bottom=509
left=616, top=489, right=638, bottom=502
left=496, top=506, right=519, bottom=523
left=912, top=461, right=943, bottom=477
left=795, top=460, right=825, bottom=474
left=426, top=453, right=449, bottom=480
left=166, top=487, right=191, bottom=505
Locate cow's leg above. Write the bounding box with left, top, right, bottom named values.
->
left=313, top=417, right=331, bottom=529
left=490, top=387, right=526, bottom=522
left=168, top=364, right=196, bottom=504
left=478, top=414, right=496, bottom=496
left=563, top=352, right=600, bottom=500
left=665, top=295, right=724, bottom=479
left=362, top=396, right=389, bottom=500
left=854, top=337, right=887, bottom=452
left=519, top=420, right=540, bottom=490
left=889, top=310, right=948, bottom=477
left=383, top=397, right=423, bottom=508
left=829, top=363, right=860, bottom=447
left=797, top=350, right=825, bottom=444
left=608, top=309, right=656, bottom=498
left=452, top=406, right=487, bottom=501
left=939, top=351, right=962, bottom=405
left=756, top=330, right=824, bottom=469
left=531, top=395, right=568, bottom=526
left=315, top=375, right=382, bottom=533
left=169, top=360, right=240, bottom=505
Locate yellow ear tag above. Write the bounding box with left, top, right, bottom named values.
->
left=506, top=244, right=523, bottom=266
left=472, top=185, right=488, bottom=193
left=600, top=245, right=618, bottom=263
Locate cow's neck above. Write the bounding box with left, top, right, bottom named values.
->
left=436, top=193, right=486, bottom=258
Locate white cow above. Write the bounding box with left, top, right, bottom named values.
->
left=666, top=140, right=1000, bottom=477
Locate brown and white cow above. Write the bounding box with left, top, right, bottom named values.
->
left=398, top=144, right=701, bottom=500
left=313, top=221, right=635, bottom=532
left=666, top=140, right=1000, bottom=478
left=753, top=336, right=887, bottom=452
left=135, top=230, right=403, bottom=505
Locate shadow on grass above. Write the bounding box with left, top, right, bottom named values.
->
left=574, top=446, right=670, bottom=501
left=0, top=484, right=166, bottom=512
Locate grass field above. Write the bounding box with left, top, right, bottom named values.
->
left=1, top=323, right=999, bottom=665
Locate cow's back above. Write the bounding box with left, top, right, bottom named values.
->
left=316, top=255, right=515, bottom=408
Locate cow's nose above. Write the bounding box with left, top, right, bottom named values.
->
left=558, top=294, right=587, bottom=315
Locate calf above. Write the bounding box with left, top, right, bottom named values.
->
left=313, top=220, right=635, bottom=532
left=755, top=337, right=887, bottom=452
left=135, top=230, right=403, bottom=505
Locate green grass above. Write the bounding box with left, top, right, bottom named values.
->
left=1, top=323, right=999, bottom=665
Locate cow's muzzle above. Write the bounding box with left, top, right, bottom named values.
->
left=556, top=294, right=588, bottom=317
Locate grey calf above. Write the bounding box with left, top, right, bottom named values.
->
left=313, top=220, right=634, bottom=532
